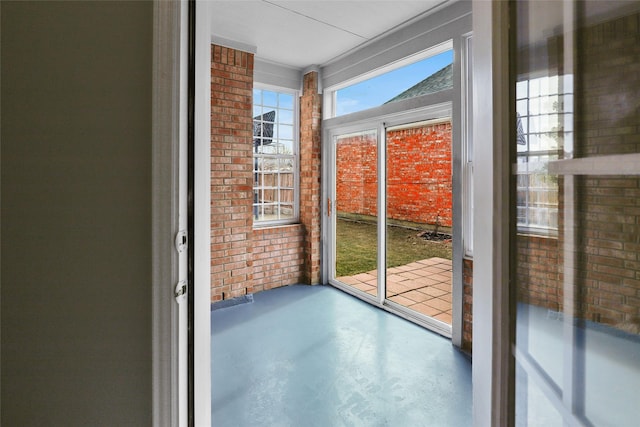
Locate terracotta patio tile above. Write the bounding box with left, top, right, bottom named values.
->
left=353, top=282, right=375, bottom=292
left=387, top=282, right=413, bottom=294
left=388, top=295, right=415, bottom=306
left=420, top=287, right=448, bottom=298
left=439, top=293, right=453, bottom=303
left=337, top=276, right=359, bottom=285
left=412, top=303, right=440, bottom=317
left=433, top=282, right=452, bottom=292
left=422, top=266, right=445, bottom=274
left=398, top=271, right=422, bottom=280
left=413, top=277, right=439, bottom=287
left=423, top=297, right=451, bottom=312
left=403, top=261, right=423, bottom=268
left=365, top=279, right=378, bottom=287
left=402, top=290, right=432, bottom=303
left=434, top=312, right=452, bottom=324
left=416, top=258, right=439, bottom=265
left=352, top=273, right=377, bottom=282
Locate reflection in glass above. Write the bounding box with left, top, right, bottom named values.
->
left=513, top=1, right=640, bottom=426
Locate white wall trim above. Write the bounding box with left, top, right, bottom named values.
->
left=472, top=1, right=512, bottom=426
left=211, top=35, right=257, bottom=54
left=254, top=58, right=302, bottom=91
left=321, top=1, right=471, bottom=90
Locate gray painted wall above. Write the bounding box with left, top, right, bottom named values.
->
left=1, top=2, right=153, bottom=425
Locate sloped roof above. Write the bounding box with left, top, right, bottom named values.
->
left=385, top=63, right=453, bottom=104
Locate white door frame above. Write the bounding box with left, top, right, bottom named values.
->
left=151, top=1, right=211, bottom=425
left=151, top=1, right=185, bottom=425
left=471, top=1, right=512, bottom=426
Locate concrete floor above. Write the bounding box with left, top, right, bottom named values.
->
left=337, top=257, right=453, bottom=324
left=211, top=284, right=471, bottom=426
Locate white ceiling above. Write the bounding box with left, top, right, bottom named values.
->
left=210, top=0, right=452, bottom=69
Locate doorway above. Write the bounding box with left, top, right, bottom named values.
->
left=326, top=114, right=456, bottom=337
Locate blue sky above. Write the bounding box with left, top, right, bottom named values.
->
left=336, top=50, right=454, bottom=116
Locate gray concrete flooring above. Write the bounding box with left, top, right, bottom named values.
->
left=211, top=284, right=471, bottom=426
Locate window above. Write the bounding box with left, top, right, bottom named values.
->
left=514, top=75, right=572, bottom=234
left=252, top=87, right=299, bottom=225
left=332, top=49, right=454, bottom=117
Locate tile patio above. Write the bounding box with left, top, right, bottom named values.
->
left=336, top=257, right=453, bottom=324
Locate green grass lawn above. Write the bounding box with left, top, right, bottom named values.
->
left=336, top=218, right=452, bottom=277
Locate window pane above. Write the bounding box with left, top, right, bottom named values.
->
left=263, top=91, right=278, bottom=108
left=335, top=50, right=454, bottom=117
left=279, top=109, right=293, bottom=125
left=279, top=93, right=294, bottom=109
left=277, top=124, right=293, bottom=140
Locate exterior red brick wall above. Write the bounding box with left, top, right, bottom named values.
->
left=336, top=122, right=452, bottom=227
left=299, top=72, right=322, bottom=284
left=336, top=133, right=378, bottom=218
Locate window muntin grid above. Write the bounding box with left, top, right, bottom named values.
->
left=252, top=88, right=298, bottom=224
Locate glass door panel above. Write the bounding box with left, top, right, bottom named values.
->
left=333, top=129, right=378, bottom=298
left=385, top=121, right=454, bottom=324
left=512, top=1, right=640, bottom=425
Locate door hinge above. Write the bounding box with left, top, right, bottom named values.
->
left=175, top=230, right=188, bottom=253
left=328, top=198, right=332, bottom=217
left=175, top=280, right=187, bottom=303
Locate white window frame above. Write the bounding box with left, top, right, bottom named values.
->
left=323, top=41, right=454, bottom=120
left=462, top=33, right=474, bottom=258
left=252, top=84, right=300, bottom=227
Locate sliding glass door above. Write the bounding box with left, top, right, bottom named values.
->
left=327, top=116, right=455, bottom=336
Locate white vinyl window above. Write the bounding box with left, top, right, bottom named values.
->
left=252, top=87, right=299, bottom=225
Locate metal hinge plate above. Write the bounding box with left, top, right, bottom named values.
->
left=175, top=280, right=187, bottom=303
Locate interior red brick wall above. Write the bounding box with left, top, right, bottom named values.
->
left=299, top=72, right=322, bottom=284
left=252, top=226, right=305, bottom=292
left=336, top=122, right=452, bottom=227
left=210, top=44, right=306, bottom=302
left=210, top=45, right=255, bottom=302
